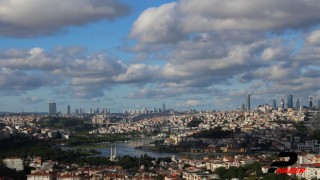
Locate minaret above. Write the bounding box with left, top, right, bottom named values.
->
left=114, top=144, right=117, bottom=158
left=114, top=143, right=117, bottom=161
left=110, top=146, right=113, bottom=161
left=110, top=144, right=117, bottom=161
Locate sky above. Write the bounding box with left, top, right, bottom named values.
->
left=0, top=0, right=320, bottom=113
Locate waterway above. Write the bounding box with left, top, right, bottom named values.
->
left=65, top=139, right=178, bottom=159
left=99, top=142, right=177, bottom=158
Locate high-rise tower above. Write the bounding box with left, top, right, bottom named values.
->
left=246, top=94, right=251, bottom=111
left=287, top=95, right=293, bottom=108
left=281, top=99, right=285, bottom=109
left=272, top=99, right=277, bottom=109
left=296, top=98, right=300, bottom=109
left=309, top=96, right=314, bottom=108
left=67, top=105, right=70, bottom=115
left=110, top=144, right=117, bottom=162
left=49, top=103, right=56, bottom=116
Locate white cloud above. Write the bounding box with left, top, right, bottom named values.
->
left=130, top=2, right=185, bottom=44
left=185, top=100, right=206, bottom=107
left=20, top=97, right=44, bottom=104
left=261, top=47, right=286, bottom=61
left=131, top=0, right=320, bottom=44
left=0, top=0, right=130, bottom=37
left=113, top=64, right=161, bottom=83
left=307, top=30, right=320, bottom=46
left=0, top=48, right=64, bottom=70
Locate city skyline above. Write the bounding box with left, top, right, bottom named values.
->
left=45, top=94, right=319, bottom=115
left=0, top=0, right=320, bottom=112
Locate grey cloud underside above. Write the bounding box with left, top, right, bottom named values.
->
left=0, top=48, right=162, bottom=98
left=1, top=27, right=320, bottom=99
left=130, top=0, right=320, bottom=45
left=20, top=97, right=45, bottom=104
left=1, top=0, right=320, bottom=103
left=126, top=0, right=320, bottom=101
left=0, top=0, right=130, bottom=37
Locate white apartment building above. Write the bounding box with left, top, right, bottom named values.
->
left=182, top=172, right=218, bottom=180
left=3, top=157, right=24, bottom=171
left=299, top=167, right=320, bottom=180
left=27, top=171, right=54, bottom=180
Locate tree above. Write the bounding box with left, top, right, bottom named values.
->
left=214, top=167, right=228, bottom=179
left=262, top=173, right=290, bottom=180
left=244, top=162, right=263, bottom=176
left=187, top=118, right=203, bottom=127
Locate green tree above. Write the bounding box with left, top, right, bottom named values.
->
left=214, top=167, right=229, bottom=179
left=262, top=173, right=290, bottom=180
left=187, top=118, right=203, bottom=127
left=191, top=126, right=232, bottom=138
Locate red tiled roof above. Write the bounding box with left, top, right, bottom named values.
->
left=312, top=163, right=320, bottom=168
left=57, top=174, right=81, bottom=178
left=27, top=172, right=51, bottom=176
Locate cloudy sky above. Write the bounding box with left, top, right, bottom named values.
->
left=0, top=0, right=320, bottom=113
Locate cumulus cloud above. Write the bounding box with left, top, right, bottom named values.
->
left=2, top=0, right=320, bottom=109
left=178, top=0, right=320, bottom=32
left=113, top=64, right=161, bottom=83
left=0, top=68, right=58, bottom=91
left=131, top=0, right=320, bottom=44
left=52, top=46, right=86, bottom=57
left=0, top=0, right=130, bottom=37
left=0, top=48, right=64, bottom=70
left=20, top=97, right=45, bottom=104
left=184, top=100, right=206, bottom=107
left=261, top=46, right=288, bottom=61
left=127, top=88, right=186, bottom=99
left=130, top=2, right=186, bottom=44
left=0, top=47, right=166, bottom=98
left=126, top=0, right=320, bottom=104
left=307, top=30, right=320, bottom=46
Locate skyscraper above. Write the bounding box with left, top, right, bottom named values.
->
left=49, top=103, right=56, bottom=116
left=162, top=103, right=166, bottom=111
left=296, top=98, right=300, bottom=109
left=287, top=95, right=293, bottom=108
left=246, top=94, right=250, bottom=111
left=281, top=99, right=285, bottom=109
left=309, top=96, right=314, bottom=108
left=272, top=99, right=277, bottom=109
left=67, top=105, right=70, bottom=115
left=75, top=108, right=79, bottom=115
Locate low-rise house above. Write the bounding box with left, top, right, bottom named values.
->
left=27, top=171, right=54, bottom=180
left=3, top=157, right=24, bottom=171
left=56, top=174, right=83, bottom=180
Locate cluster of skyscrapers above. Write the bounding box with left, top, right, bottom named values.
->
left=48, top=103, right=111, bottom=116
left=272, top=95, right=319, bottom=110
left=240, top=95, right=251, bottom=111
left=239, top=94, right=320, bottom=111
left=123, top=103, right=166, bottom=115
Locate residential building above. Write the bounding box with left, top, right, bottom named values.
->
left=27, top=172, right=54, bottom=180
left=246, top=95, right=250, bottom=111
left=3, top=157, right=24, bottom=171
left=287, top=95, right=293, bottom=108
left=49, top=102, right=57, bottom=116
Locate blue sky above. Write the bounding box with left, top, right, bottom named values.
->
left=0, top=0, right=320, bottom=113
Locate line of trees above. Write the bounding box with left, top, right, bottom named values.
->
left=191, top=126, right=233, bottom=138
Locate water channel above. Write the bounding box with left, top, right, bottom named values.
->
left=65, top=138, right=179, bottom=159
